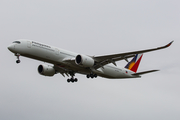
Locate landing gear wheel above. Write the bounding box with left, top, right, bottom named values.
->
left=16, top=60, right=20, bottom=64
left=87, top=74, right=90, bottom=78
left=94, top=74, right=97, bottom=78
left=67, top=78, right=78, bottom=83
left=74, top=78, right=78, bottom=82
left=71, top=78, right=74, bottom=83
left=90, top=74, right=94, bottom=78
left=87, top=73, right=97, bottom=79
left=67, top=79, right=70, bottom=83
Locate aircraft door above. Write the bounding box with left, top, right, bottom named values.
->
left=55, top=48, right=59, bottom=55
left=27, top=41, right=31, bottom=48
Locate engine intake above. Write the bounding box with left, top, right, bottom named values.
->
left=75, top=54, right=94, bottom=67
left=38, top=64, right=55, bottom=76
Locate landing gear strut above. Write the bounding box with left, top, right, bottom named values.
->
left=15, top=54, right=21, bottom=64
left=67, top=72, right=78, bottom=83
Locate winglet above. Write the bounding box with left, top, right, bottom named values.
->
left=159, top=41, right=174, bottom=49
left=166, top=41, right=174, bottom=47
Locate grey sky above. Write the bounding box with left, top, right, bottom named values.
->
left=0, top=0, right=180, bottom=120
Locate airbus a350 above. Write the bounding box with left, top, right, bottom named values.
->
left=8, top=39, right=173, bottom=83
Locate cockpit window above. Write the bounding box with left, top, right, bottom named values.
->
left=13, top=41, right=21, bottom=44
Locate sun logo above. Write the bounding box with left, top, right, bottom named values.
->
left=129, top=62, right=135, bottom=70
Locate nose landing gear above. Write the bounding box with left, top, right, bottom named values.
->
left=15, top=54, right=21, bottom=64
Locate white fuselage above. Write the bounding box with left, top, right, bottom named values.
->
left=8, top=39, right=136, bottom=79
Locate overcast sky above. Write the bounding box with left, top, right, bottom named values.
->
left=0, top=0, right=180, bottom=120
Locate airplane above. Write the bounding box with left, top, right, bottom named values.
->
left=7, top=39, right=173, bottom=83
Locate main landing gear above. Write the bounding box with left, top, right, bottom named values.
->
left=15, top=54, right=21, bottom=64
left=86, top=73, right=97, bottom=79
left=67, top=78, right=78, bottom=83
left=67, top=72, right=78, bottom=83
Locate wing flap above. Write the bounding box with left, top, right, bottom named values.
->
left=93, top=54, right=135, bottom=69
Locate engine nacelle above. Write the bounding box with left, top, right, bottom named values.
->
left=75, top=54, right=95, bottom=67
left=38, top=64, right=55, bottom=76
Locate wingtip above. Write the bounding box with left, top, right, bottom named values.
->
left=170, top=40, right=174, bottom=44
left=165, top=40, right=174, bottom=47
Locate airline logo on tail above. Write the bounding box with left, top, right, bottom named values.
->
left=125, top=54, right=143, bottom=73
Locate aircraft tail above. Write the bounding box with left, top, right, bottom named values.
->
left=125, top=54, right=143, bottom=73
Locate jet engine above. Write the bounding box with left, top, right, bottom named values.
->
left=38, top=64, right=55, bottom=76
left=75, top=54, right=94, bottom=67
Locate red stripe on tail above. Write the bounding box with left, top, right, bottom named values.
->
left=130, top=55, right=143, bottom=73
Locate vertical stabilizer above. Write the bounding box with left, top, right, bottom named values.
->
left=125, top=54, right=143, bottom=73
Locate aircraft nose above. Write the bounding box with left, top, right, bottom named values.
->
left=7, top=44, right=14, bottom=51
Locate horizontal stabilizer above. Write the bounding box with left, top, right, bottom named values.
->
left=132, top=70, right=159, bottom=76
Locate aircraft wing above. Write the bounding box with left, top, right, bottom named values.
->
left=62, top=57, right=76, bottom=65
left=54, top=64, right=70, bottom=77
left=93, top=41, right=173, bottom=69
